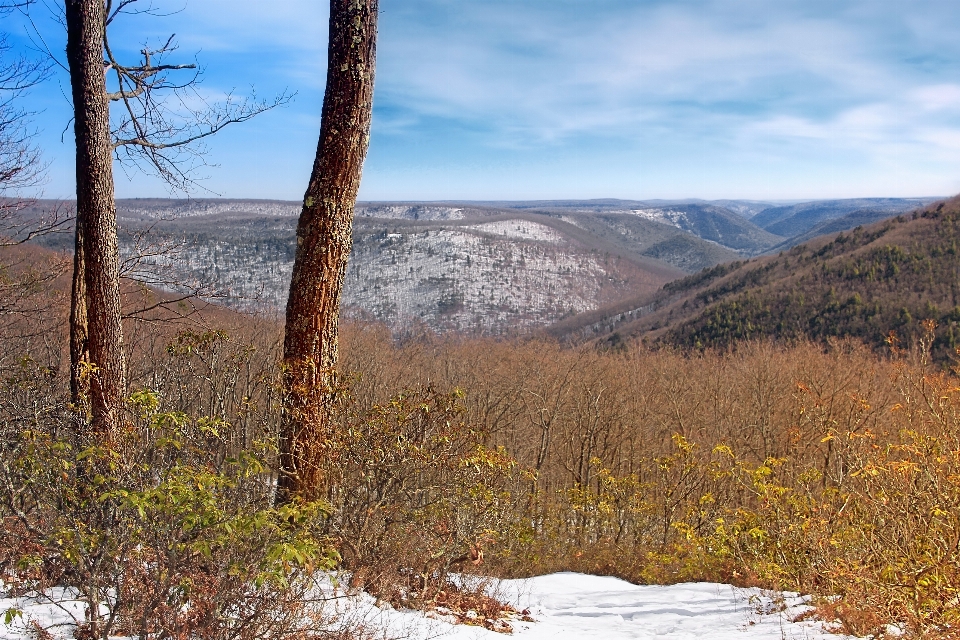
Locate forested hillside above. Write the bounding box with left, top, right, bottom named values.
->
left=561, top=197, right=960, bottom=360
left=9, top=0, right=960, bottom=636
left=751, top=197, right=934, bottom=238
left=16, top=196, right=936, bottom=336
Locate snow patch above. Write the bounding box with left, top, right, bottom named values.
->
left=465, top=220, right=565, bottom=243
left=630, top=208, right=689, bottom=228
left=480, top=573, right=857, bottom=639
left=1, top=573, right=861, bottom=640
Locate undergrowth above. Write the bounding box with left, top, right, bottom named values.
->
left=4, top=317, right=960, bottom=638
left=0, top=382, right=342, bottom=640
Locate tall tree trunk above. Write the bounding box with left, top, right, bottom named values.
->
left=69, top=218, right=89, bottom=412
left=65, top=0, right=126, bottom=435
left=277, top=0, right=378, bottom=503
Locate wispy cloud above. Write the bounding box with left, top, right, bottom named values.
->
left=11, top=0, right=960, bottom=199
left=171, top=1, right=327, bottom=53
left=370, top=0, right=913, bottom=149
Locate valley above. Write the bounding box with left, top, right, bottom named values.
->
left=555, top=196, right=960, bottom=360
left=20, top=195, right=936, bottom=335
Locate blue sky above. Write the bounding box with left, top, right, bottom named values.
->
left=7, top=0, right=960, bottom=201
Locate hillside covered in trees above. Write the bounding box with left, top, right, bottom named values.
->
left=554, top=196, right=960, bottom=361
left=7, top=0, right=960, bottom=636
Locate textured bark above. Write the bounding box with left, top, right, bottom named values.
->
left=277, top=0, right=378, bottom=503
left=69, top=218, right=88, bottom=409
left=66, top=0, right=126, bottom=435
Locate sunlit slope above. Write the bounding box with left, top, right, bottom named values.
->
left=553, top=197, right=960, bottom=359
left=752, top=197, right=935, bottom=239
left=91, top=201, right=728, bottom=334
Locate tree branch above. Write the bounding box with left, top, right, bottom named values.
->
left=98, top=20, right=292, bottom=192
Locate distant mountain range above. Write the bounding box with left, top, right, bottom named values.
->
left=17, top=195, right=941, bottom=335
left=549, top=196, right=960, bottom=360
left=750, top=197, right=936, bottom=238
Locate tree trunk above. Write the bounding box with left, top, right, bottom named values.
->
left=69, top=217, right=88, bottom=411
left=277, top=0, right=378, bottom=504
left=65, top=0, right=126, bottom=435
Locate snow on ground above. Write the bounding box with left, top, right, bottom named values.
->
left=409, top=573, right=857, bottom=640
left=465, top=220, right=565, bottom=243
left=0, top=587, right=88, bottom=640
left=630, top=208, right=688, bottom=228
left=1, top=573, right=858, bottom=640
left=485, top=573, right=855, bottom=639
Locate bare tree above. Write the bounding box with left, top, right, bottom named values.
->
left=277, top=0, right=378, bottom=503
left=0, top=1, right=49, bottom=215
left=63, top=0, right=290, bottom=434
left=0, top=41, right=44, bottom=200
left=0, top=2, right=66, bottom=346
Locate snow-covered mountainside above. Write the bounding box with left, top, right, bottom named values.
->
left=121, top=213, right=676, bottom=333
left=24, top=197, right=931, bottom=335
left=616, top=204, right=783, bottom=253
left=630, top=207, right=694, bottom=226
left=354, top=203, right=468, bottom=220
left=116, top=200, right=473, bottom=222
left=344, top=220, right=664, bottom=332
left=116, top=198, right=300, bottom=220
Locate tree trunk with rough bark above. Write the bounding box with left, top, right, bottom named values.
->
left=277, top=0, right=378, bottom=504
left=69, top=219, right=88, bottom=410
left=65, top=0, right=126, bottom=435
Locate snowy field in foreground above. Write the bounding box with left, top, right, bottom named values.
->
left=2, top=573, right=857, bottom=640
left=384, top=573, right=857, bottom=639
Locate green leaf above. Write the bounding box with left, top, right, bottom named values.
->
left=3, top=607, right=23, bottom=625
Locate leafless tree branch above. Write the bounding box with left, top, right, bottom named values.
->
left=13, top=1, right=69, bottom=74
left=0, top=28, right=50, bottom=196
left=106, top=0, right=182, bottom=26
left=0, top=199, right=72, bottom=245
left=0, top=0, right=61, bottom=250
left=96, top=1, right=293, bottom=193
left=0, top=1, right=36, bottom=12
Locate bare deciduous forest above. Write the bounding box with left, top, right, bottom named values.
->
left=4, top=0, right=960, bottom=638
left=4, top=251, right=960, bottom=636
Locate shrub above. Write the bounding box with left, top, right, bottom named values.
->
left=0, top=388, right=343, bottom=640
left=320, top=385, right=524, bottom=617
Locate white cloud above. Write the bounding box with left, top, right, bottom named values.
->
left=909, top=84, right=960, bottom=112
left=17, top=0, right=960, bottom=199
left=741, top=84, right=960, bottom=173
left=174, top=1, right=327, bottom=52
left=369, top=0, right=907, bottom=146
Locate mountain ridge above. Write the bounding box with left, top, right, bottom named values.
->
left=548, top=196, right=960, bottom=360
left=13, top=196, right=944, bottom=337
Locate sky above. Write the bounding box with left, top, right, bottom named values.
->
left=6, top=0, right=960, bottom=201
